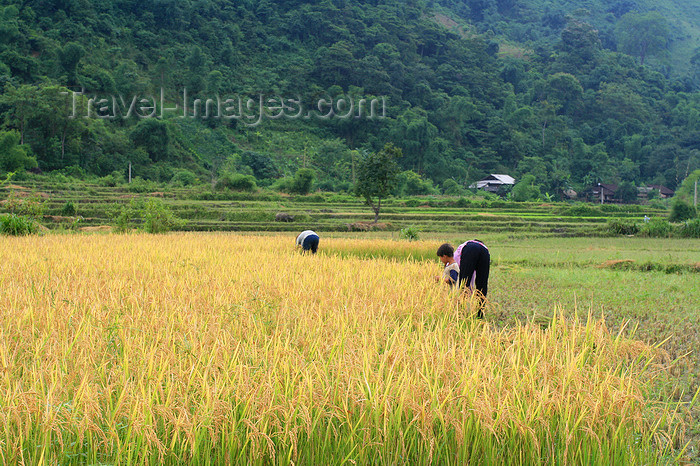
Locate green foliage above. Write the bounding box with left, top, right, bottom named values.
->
left=0, top=0, right=699, bottom=201
left=616, top=12, right=671, bottom=66
left=112, top=201, right=137, bottom=233
left=292, top=212, right=312, bottom=223
left=3, top=192, right=45, bottom=219
left=0, top=172, right=14, bottom=187
left=648, top=199, right=668, bottom=210
left=0, top=213, right=37, bottom=236
left=129, top=120, right=172, bottom=162
left=673, top=170, right=700, bottom=204
left=400, top=225, right=420, bottom=241
left=240, top=151, right=279, bottom=180
left=404, top=199, right=422, bottom=208
left=355, top=144, right=402, bottom=223
left=60, top=42, right=85, bottom=81
left=112, top=198, right=184, bottom=234
left=61, top=165, right=87, bottom=180
left=606, top=220, right=639, bottom=236
left=225, top=210, right=275, bottom=222
left=679, top=219, right=700, bottom=238
left=669, top=201, right=697, bottom=222
left=271, top=177, right=294, bottom=193
left=312, top=140, right=352, bottom=182
left=599, top=204, right=643, bottom=213
left=215, top=173, right=257, bottom=192
left=142, top=198, right=185, bottom=234
left=99, top=171, right=126, bottom=187
left=397, top=171, right=437, bottom=196
left=442, top=179, right=466, bottom=196
left=170, top=170, right=198, bottom=187
left=126, top=177, right=160, bottom=193
left=454, top=197, right=470, bottom=208
left=61, top=201, right=77, bottom=216
left=290, top=168, right=316, bottom=195
left=511, top=175, right=541, bottom=202
left=638, top=218, right=672, bottom=238
left=546, top=73, right=583, bottom=113
left=616, top=181, right=638, bottom=203
left=317, top=179, right=340, bottom=192
left=0, top=131, right=37, bottom=172
left=270, top=169, right=316, bottom=195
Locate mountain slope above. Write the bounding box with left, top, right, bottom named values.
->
left=0, top=0, right=698, bottom=196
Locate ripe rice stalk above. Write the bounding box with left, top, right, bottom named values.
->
left=0, top=234, right=688, bottom=464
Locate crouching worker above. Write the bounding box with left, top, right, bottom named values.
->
left=454, top=239, right=490, bottom=319
left=436, top=243, right=460, bottom=287
left=296, top=230, right=320, bottom=254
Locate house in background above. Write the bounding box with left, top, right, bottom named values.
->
left=588, top=183, right=675, bottom=204
left=469, top=174, right=516, bottom=193
left=562, top=189, right=578, bottom=200
left=589, top=183, right=618, bottom=203
left=647, top=185, right=674, bottom=199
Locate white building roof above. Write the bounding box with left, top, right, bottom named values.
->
left=488, top=174, right=515, bottom=184
left=469, top=174, right=516, bottom=189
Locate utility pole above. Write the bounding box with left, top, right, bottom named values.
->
left=128, top=162, right=132, bottom=184
left=695, top=179, right=697, bottom=208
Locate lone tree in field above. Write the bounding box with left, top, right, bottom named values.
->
left=355, top=143, right=401, bottom=223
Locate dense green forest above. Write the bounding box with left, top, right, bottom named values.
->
left=1, top=0, right=699, bottom=199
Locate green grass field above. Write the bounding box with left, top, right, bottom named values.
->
left=2, top=179, right=670, bottom=236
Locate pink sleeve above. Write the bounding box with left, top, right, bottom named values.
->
left=454, top=242, right=466, bottom=265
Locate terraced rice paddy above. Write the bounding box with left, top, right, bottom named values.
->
left=4, top=180, right=666, bottom=235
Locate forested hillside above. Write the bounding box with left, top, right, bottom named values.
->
left=1, top=0, right=699, bottom=198
left=438, top=0, right=700, bottom=75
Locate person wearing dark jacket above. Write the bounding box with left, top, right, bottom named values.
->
left=454, top=239, right=490, bottom=318
left=296, top=230, right=320, bottom=254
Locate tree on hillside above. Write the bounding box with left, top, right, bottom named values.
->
left=6, top=84, right=92, bottom=171
left=314, top=41, right=357, bottom=88
left=59, top=42, right=85, bottom=85
left=0, top=131, right=37, bottom=172
left=389, top=109, right=437, bottom=174
left=560, top=18, right=601, bottom=67
left=616, top=12, right=670, bottom=66
left=0, top=84, right=35, bottom=145
left=691, top=47, right=700, bottom=84
left=0, top=6, right=20, bottom=45
left=545, top=73, right=583, bottom=115
left=241, top=151, right=279, bottom=180
left=312, top=139, right=351, bottom=181
left=355, top=143, right=401, bottom=223
left=129, top=119, right=172, bottom=162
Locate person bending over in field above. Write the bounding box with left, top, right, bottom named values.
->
left=296, top=230, right=320, bottom=254
left=436, top=243, right=460, bottom=287
left=454, top=239, right=490, bottom=318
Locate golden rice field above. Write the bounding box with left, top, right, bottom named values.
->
left=0, top=233, right=693, bottom=464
